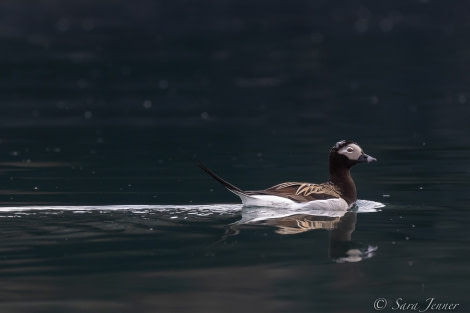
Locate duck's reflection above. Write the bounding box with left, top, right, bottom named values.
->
left=228, top=208, right=377, bottom=263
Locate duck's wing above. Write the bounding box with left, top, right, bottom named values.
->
left=249, top=182, right=342, bottom=202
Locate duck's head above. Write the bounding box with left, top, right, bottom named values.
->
left=329, top=140, right=377, bottom=169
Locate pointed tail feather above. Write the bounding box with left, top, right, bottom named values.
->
left=195, top=160, right=245, bottom=194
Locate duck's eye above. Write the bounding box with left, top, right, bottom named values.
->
left=346, top=147, right=354, bottom=153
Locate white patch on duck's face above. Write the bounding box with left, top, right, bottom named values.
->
left=338, top=143, right=363, bottom=161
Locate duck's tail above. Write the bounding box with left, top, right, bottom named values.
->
left=195, top=161, right=247, bottom=197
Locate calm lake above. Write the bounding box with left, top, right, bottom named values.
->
left=0, top=1, right=469, bottom=312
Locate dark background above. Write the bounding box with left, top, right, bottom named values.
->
left=0, top=0, right=469, bottom=206
left=1, top=0, right=469, bottom=129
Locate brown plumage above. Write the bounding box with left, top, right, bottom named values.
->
left=258, top=182, right=342, bottom=202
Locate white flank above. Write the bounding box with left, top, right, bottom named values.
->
left=234, top=190, right=350, bottom=210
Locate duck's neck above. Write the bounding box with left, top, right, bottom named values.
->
left=328, top=166, right=357, bottom=205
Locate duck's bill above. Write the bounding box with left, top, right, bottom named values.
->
left=357, top=154, right=377, bottom=163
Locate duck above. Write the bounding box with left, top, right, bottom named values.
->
left=197, top=140, right=377, bottom=210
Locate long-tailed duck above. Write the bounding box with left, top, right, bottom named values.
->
left=197, top=140, right=377, bottom=210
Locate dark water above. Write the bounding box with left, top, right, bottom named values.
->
left=1, top=1, right=470, bottom=312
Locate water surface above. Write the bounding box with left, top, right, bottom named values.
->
left=1, top=1, right=470, bottom=312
